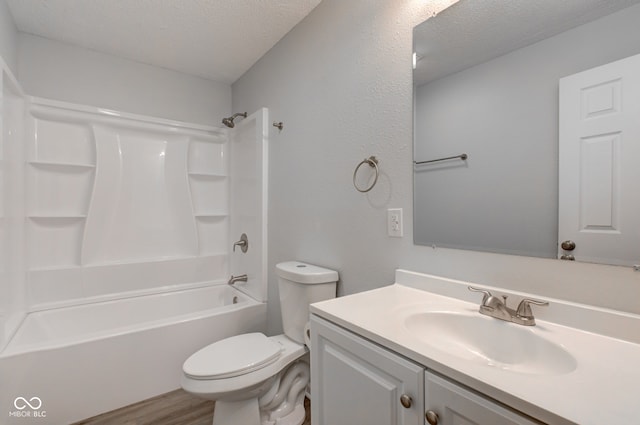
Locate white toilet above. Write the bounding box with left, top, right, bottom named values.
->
left=181, top=261, right=338, bottom=425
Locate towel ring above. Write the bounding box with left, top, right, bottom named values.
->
left=353, top=156, right=379, bottom=193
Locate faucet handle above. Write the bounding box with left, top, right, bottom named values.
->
left=468, top=286, right=492, bottom=305
left=516, top=298, right=549, bottom=319
left=233, top=233, right=249, bottom=253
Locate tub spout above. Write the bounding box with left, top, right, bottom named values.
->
left=228, top=274, right=248, bottom=285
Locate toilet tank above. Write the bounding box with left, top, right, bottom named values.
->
left=276, top=261, right=338, bottom=344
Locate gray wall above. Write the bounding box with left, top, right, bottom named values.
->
left=18, top=34, right=231, bottom=126
left=0, top=0, right=17, bottom=73
left=414, top=4, right=640, bottom=259
left=233, top=0, right=640, bottom=335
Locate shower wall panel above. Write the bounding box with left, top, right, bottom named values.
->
left=24, top=98, right=229, bottom=309
left=0, top=62, right=26, bottom=350
left=229, top=108, right=268, bottom=302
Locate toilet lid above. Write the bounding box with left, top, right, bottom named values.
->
left=183, top=333, right=283, bottom=379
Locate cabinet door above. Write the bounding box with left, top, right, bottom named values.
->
left=311, top=316, right=424, bottom=425
left=425, top=371, right=541, bottom=425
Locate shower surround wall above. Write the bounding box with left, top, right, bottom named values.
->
left=24, top=97, right=230, bottom=309
left=0, top=59, right=25, bottom=350
left=0, top=30, right=239, bottom=351
left=0, top=48, right=271, bottom=419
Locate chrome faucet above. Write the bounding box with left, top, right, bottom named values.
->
left=468, top=286, right=548, bottom=326
left=228, top=274, right=248, bottom=285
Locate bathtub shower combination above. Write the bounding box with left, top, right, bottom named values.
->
left=1, top=286, right=265, bottom=423
left=0, top=61, right=270, bottom=424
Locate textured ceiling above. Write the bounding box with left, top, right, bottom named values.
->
left=414, top=0, right=640, bottom=86
left=6, top=0, right=321, bottom=84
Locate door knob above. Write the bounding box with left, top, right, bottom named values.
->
left=425, top=410, right=439, bottom=425
left=561, top=240, right=576, bottom=251
left=400, top=394, right=412, bottom=408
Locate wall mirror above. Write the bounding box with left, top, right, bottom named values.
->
left=413, top=0, right=640, bottom=265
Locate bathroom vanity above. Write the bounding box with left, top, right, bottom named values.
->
left=311, top=316, right=540, bottom=425
left=310, top=270, right=640, bottom=425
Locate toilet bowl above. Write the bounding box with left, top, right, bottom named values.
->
left=181, top=334, right=308, bottom=425
left=181, top=261, right=338, bottom=425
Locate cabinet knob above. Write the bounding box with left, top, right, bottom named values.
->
left=400, top=394, right=412, bottom=408
left=561, top=240, right=576, bottom=251
left=425, top=410, right=439, bottom=425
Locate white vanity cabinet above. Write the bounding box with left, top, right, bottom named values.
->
left=311, top=315, right=424, bottom=425
left=311, top=316, right=542, bottom=425
left=424, top=371, right=541, bottom=425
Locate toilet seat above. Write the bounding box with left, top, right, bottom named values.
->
left=183, top=333, right=283, bottom=380
left=181, top=334, right=307, bottom=401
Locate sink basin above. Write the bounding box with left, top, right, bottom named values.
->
left=404, top=311, right=576, bottom=375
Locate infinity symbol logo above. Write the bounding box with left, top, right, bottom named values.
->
left=14, top=397, right=42, bottom=410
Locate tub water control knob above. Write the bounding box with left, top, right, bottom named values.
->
left=425, top=410, right=439, bottom=425
left=233, top=233, right=249, bottom=253
left=400, top=394, right=412, bottom=408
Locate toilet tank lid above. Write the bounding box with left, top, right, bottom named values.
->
left=276, top=261, right=338, bottom=284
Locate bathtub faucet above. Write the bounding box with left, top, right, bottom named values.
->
left=228, top=274, right=248, bottom=285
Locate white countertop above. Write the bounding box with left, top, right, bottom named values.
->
left=310, top=270, right=640, bottom=425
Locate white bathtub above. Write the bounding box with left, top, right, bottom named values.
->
left=0, top=285, right=266, bottom=424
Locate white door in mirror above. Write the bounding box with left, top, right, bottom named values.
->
left=559, top=53, right=640, bottom=266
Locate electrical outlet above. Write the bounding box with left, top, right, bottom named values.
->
left=387, top=208, right=403, bottom=237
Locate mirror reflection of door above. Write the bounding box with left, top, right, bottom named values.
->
left=559, top=53, right=640, bottom=266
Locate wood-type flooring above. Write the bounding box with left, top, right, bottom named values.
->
left=73, top=389, right=311, bottom=425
